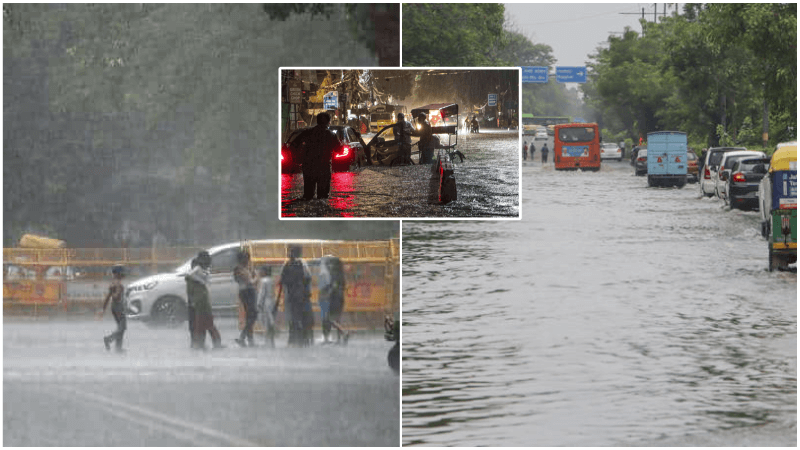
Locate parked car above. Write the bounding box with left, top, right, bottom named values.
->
left=281, top=126, right=368, bottom=174
left=281, top=127, right=310, bottom=173
left=714, top=150, right=767, bottom=200
left=630, top=145, right=645, bottom=166
left=600, top=142, right=623, bottom=161
left=686, top=151, right=699, bottom=183
left=700, top=147, right=747, bottom=197
left=726, top=157, right=770, bottom=210
left=535, top=129, right=548, bottom=141
left=634, top=149, right=648, bottom=176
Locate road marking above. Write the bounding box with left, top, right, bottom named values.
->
left=55, top=387, right=263, bottom=447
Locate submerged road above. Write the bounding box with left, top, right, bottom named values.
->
left=4, top=317, right=399, bottom=446
left=402, top=158, right=796, bottom=446
left=281, top=129, right=520, bottom=218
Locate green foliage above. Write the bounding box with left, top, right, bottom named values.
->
left=585, top=4, right=796, bottom=148
left=716, top=124, right=735, bottom=147
left=402, top=3, right=509, bottom=66
left=3, top=4, right=379, bottom=246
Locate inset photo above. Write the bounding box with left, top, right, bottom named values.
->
left=280, top=68, right=521, bottom=219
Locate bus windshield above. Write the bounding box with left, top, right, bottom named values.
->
left=559, top=127, right=595, bottom=143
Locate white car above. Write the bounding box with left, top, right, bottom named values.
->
left=535, top=129, right=548, bottom=140
left=126, top=240, right=322, bottom=326
left=700, top=147, right=747, bottom=197
left=713, top=150, right=767, bottom=200
left=600, top=142, right=623, bottom=161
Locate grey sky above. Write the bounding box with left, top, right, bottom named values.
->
left=504, top=3, right=682, bottom=67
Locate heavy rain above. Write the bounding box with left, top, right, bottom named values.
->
left=280, top=69, right=520, bottom=218
left=4, top=4, right=400, bottom=446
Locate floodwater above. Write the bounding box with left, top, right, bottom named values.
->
left=280, top=129, right=519, bottom=218
left=4, top=317, right=399, bottom=446
left=401, top=159, right=797, bottom=446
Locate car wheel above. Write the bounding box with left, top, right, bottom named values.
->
left=150, top=295, right=186, bottom=328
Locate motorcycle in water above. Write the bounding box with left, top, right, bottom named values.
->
left=470, top=121, right=480, bottom=134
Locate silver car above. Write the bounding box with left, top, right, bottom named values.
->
left=700, top=147, right=747, bottom=197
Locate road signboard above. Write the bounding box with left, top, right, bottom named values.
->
left=287, top=79, right=303, bottom=104
left=323, top=91, right=338, bottom=109
left=555, top=66, right=587, bottom=83
left=522, top=66, right=548, bottom=83
left=488, top=93, right=497, bottom=107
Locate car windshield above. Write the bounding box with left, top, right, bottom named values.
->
left=372, top=113, right=391, bottom=121
left=687, top=152, right=697, bottom=160
left=286, top=128, right=310, bottom=145
left=708, top=148, right=746, bottom=167
left=330, top=127, right=346, bottom=141
left=603, top=143, right=616, bottom=150
left=722, top=154, right=760, bottom=171
left=737, top=159, right=770, bottom=173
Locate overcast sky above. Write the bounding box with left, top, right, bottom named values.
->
left=504, top=3, right=682, bottom=67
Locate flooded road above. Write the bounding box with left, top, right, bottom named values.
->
left=281, top=130, right=519, bottom=218
left=402, top=159, right=796, bottom=446
left=4, top=318, right=399, bottom=446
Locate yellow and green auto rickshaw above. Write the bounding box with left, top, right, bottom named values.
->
left=759, top=141, right=797, bottom=271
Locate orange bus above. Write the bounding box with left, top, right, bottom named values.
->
left=553, top=123, right=601, bottom=171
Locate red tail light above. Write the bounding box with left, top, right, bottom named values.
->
left=703, top=166, right=711, bottom=179
left=732, top=172, right=746, bottom=183
left=637, top=157, right=646, bottom=162
left=334, top=146, right=350, bottom=159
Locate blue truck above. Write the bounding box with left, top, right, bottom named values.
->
left=647, top=131, right=687, bottom=188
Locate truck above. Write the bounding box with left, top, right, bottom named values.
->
left=647, top=131, right=687, bottom=188
left=758, top=141, right=797, bottom=271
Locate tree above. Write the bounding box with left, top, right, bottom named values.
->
left=402, top=4, right=509, bottom=66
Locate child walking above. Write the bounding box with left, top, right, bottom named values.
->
left=100, top=265, right=126, bottom=352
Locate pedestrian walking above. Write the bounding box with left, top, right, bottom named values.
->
left=393, top=112, right=414, bottom=165
left=100, top=265, right=126, bottom=353
left=276, top=245, right=313, bottom=347
left=299, top=112, right=340, bottom=200
left=541, top=143, right=549, bottom=163
left=185, top=256, right=198, bottom=348
left=256, top=266, right=276, bottom=348
left=530, top=143, right=536, bottom=160
left=415, top=112, right=433, bottom=164
left=523, top=141, right=528, bottom=161
left=319, top=255, right=350, bottom=345
left=186, top=251, right=223, bottom=350
left=233, top=250, right=258, bottom=347
left=699, top=148, right=708, bottom=173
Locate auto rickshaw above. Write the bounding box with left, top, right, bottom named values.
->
left=365, top=103, right=464, bottom=166
left=758, top=141, right=797, bottom=271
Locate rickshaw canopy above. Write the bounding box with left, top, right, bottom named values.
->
left=769, top=142, right=797, bottom=173
left=410, top=103, right=458, bottom=120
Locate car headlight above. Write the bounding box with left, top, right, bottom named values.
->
left=127, top=299, right=142, bottom=315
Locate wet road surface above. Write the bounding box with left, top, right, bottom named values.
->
left=281, top=129, right=520, bottom=218
left=401, top=158, right=796, bottom=446
left=4, top=318, right=399, bottom=446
